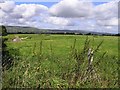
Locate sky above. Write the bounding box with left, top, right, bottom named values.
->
left=0, top=0, right=119, bottom=34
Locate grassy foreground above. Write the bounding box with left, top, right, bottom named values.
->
left=2, top=34, right=119, bottom=88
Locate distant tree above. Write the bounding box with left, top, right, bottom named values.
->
left=0, top=25, right=7, bottom=36
left=86, top=33, right=92, bottom=35
left=2, top=25, right=7, bottom=36
left=115, top=34, right=120, bottom=36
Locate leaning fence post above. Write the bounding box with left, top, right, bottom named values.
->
left=88, top=48, right=94, bottom=70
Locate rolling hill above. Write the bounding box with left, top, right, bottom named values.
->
left=1, top=25, right=118, bottom=35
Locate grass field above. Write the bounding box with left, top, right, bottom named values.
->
left=2, top=34, right=119, bottom=88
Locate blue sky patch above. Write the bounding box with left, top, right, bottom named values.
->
left=15, top=2, right=107, bottom=7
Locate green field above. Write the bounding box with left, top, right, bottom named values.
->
left=2, top=34, right=119, bottom=88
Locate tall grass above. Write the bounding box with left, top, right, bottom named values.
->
left=2, top=36, right=118, bottom=88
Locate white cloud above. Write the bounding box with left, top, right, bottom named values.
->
left=0, top=0, right=118, bottom=34
left=95, top=1, right=118, bottom=27
left=13, top=4, right=48, bottom=19
left=49, top=0, right=94, bottom=18
left=43, top=16, right=74, bottom=26
left=0, top=9, right=6, bottom=19
left=97, top=17, right=118, bottom=26
left=95, top=1, right=117, bottom=19
left=0, top=1, right=48, bottom=26
left=0, top=1, right=15, bottom=12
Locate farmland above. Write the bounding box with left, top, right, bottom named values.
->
left=2, top=34, right=119, bottom=88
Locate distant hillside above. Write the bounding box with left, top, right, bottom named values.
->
left=3, top=26, right=119, bottom=36
left=6, top=26, right=42, bottom=34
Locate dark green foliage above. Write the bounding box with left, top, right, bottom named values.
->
left=2, top=41, right=20, bottom=70
left=2, top=38, right=13, bottom=70
left=1, top=27, right=18, bottom=70
left=0, top=25, right=14, bottom=70
left=0, top=25, right=7, bottom=36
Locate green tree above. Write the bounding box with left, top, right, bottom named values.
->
left=0, top=25, right=7, bottom=36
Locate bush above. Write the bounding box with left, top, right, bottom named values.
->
left=0, top=25, right=7, bottom=36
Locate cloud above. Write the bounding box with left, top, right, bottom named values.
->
left=0, top=1, right=75, bottom=27
left=0, top=1, right=48, bottom=26
left=0, top=0, right=118, bottom=34
left=0, top=9, right=6, bottom=19
left=95, top=1, right=118, bottom=26
left=49, top=0, right=94, bottom=18
left=43, top=16, right=75, bottom=26
left=95, top=1, right=117, bottom=19
left=97, top=17, right=118, bottom=26
left=0, top=1, right=15, bottom=12
left=13, top=4, right=48, bottom=19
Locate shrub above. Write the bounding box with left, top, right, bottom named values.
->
left=0, top=25, right=7, bottom=36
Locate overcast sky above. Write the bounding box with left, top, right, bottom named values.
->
left=0, top=0, right=119, bottom=34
